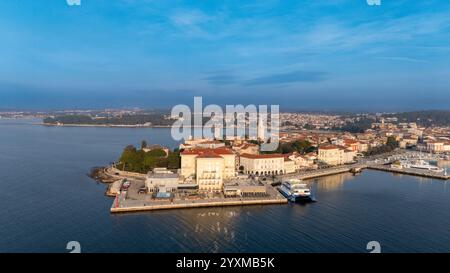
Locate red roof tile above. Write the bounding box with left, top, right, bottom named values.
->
left=318, top=145, right=339, bottom=150
left=240, top=153, right=284, bottom=159
left=181, top=147, right=234, bottom=156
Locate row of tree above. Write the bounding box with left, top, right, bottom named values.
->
left=43, top=114, right=174, bottom=126
left=333, top=117, right=374, bottom=133
left=262, top=139, right=315, bottom=154
left=116, top=144, right=180, bottom=174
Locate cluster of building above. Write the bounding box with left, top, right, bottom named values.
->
left=145, top=134, right=361, bottom=195
left=371, top=119, right=450, bottom=154
left=317, top=145, right=357, bottom=166
left=142, top=114, right=450, bottom=196
left=280, top=112, right=346, bottom=130
left=145, top=137, right=315, bottom=195
left=420, top=126, right=450, bottom=153
left=0, top=111, right=41, bottom=119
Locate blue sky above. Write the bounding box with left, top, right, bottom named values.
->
left=1, top=0, right=450, bottom=111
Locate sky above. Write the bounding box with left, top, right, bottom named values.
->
left=0, top=0, right=450, bottom=111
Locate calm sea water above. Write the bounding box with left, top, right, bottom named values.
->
left=1, top=119, right=450, bottom=253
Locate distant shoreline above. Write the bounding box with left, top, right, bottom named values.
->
left=40, top=123, right=172, bottom=128
left=39, top=123, right=216, bottom=128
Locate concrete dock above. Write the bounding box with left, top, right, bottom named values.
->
left=367, top=165, right=449, bottom=180
left=110, top=179, right=288, bottom=213
left=280, top=163, right=367, bottom=181
left=280, top=161, right=449, bottom=181
left=110, top=197, right=287, bottom=213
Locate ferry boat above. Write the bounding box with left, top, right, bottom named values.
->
left=392, top=159, right=444, bottom=173
left=408, top=160, right=444, bottom=172
left=278, top=179, right=312, bottom=202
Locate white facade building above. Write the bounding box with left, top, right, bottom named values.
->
left=239, top=154, right=285, bottom=176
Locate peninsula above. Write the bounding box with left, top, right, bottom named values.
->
left=92, top=111, right=450, bottom=213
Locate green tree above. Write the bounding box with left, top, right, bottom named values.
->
left=167, top=151, right=181, bottom=169
left=143, top=154, right=159, bottom=171
left=118, top=145, right=181, bottom=173
left=292, top=140, right=312, bottom=154
left=141, top=140, right=147, bottom=150
left=386, top=136, right=399, bottom=148
left=364, top=137, right=398, bottom=156
left=119, top=146, right=146, bottom=172
left=146, top=148, right=166, bottom=157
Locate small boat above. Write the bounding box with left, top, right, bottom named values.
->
left=350, top=167, right=362, bottom=174
left=278, top=179, right=313, bottom=202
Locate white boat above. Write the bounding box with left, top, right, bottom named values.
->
left=409, top=160, right=444, bottom=172
left=394, top=159, right=444, bottom=172
left=278, top=179, right=312, bottom=202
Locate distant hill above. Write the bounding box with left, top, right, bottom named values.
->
left=384, top=110, right=450, bottom=126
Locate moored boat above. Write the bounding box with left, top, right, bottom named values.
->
left=278, top=179, right=313, bottom=202
left=391, top=159, right=444, bottom=172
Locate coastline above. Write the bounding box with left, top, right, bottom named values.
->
left=90, top=167, right=125, bottom=197
left=94, top=157, right=449, bottom=214
left=40, top=123, right=222, bottom=128
left=40, top=123, right=172, bottom=128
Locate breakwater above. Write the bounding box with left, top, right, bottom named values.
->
left=367, top=165, right=449, bottom=180
left=110, top=197, right=287, bottom=213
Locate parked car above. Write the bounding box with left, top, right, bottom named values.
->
left=121, top=180, right=131, bottom=190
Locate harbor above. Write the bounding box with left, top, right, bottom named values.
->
left=99, top=151, right=450, bottom=214
left=94, top=166, right=288, bottom=213
left=3, top=118, right=450, bottom=252
left=367, top=164, right=449, bottom=180
left=294, top=149, right=448, bottom=180
left=109, top=178, right=287, bottom=213
left=281, top=162, right=449, bottom=181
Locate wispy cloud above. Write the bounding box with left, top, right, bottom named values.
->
left=202, top=73, right=239, bottom=86
left=376, top=56, right=429, bottom=63
left=167, top=9, right=218, bottom=38
left=170, top=9, right=211, bottom=26
left=3, top=0, right=450, bottom=109
left=244, top=70, right=328, bottom=86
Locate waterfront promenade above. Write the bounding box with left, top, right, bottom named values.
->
left=277, top=153, right=449, bottom=182
left=110, top=183, right=287, bottom=213
left=280, top=164, right=367, bottom=181
left=111, top=196, right=287, bottom=213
